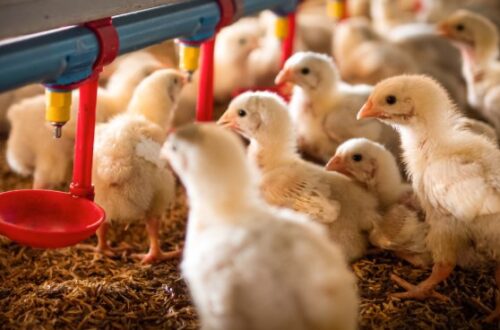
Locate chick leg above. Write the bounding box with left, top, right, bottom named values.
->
left=484, top=265, right=500, bottom=323
left=78, top=222, right=116, bottom=257
left=390, top=262, right=454, bottom=301
left=132, top=217, right=181, bottom=264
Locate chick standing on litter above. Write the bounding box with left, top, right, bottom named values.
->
left=91, top=69, right=185, bottom=263
left=218, top=91, right=381, bottom=262
left=438, top=10, right=500, bottom=134
left=358, top=74, right=500, bottom=321
left=326, top=138, right=431, bottom=268
left=276, top=51, right=399, bottom=163
left=6, top=51, right=162, bottom=189
left=162, top=123, right=359, bottom=330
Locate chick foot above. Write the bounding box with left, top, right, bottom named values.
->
left=132, top=248, right=182, bottom=264
left=77, top=222, right=122, bottom=257
left=132, top=217, right=182, bottom=264
left=390, top=274, right=450, bottom=301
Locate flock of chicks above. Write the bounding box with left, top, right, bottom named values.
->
left=1, top=0, right=500, bottom=328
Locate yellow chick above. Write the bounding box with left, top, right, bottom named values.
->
left=91, top=69, right=186, bottom=264
left=218, top=91, right=382, bottom=262
left=358, top=74, right=500, bottom=321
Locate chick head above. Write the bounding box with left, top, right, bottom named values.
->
left=216, top=22, right=260, bottom=61
left=326, top=138, right=389, bottom=184
left=357, top=74, right=451, bottom=127
left=162, top=123, right=252, bottom=194
left=217, top=91, right=293, bottom=145
left=438, top=10, right=498, bottom=53
left=275, top=52, right=339, bottom=92
left=149, top=69, right=188, bottom=104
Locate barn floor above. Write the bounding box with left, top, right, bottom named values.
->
left=0, top=138, right=499, bottom=330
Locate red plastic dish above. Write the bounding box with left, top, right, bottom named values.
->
left=0, top=190, right=105, bottom=249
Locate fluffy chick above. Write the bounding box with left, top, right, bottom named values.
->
left=276, top=51, right=399, bottom=163
left=163, top=123, right=359, bottom=330
left=358, top=74, right=500, bottom=321
left=218, top=91, right=382, bottom=262
left=173, top=20, right=260, bottom=127
left=91, top=69, right=185, bottom=264
left=0, top=84, right=44, bottom=135
left=327, top=138, right=431, bottom=267
left=438, top=10, right=500, bottom=134
left=6, top=51, right=162, bottom=189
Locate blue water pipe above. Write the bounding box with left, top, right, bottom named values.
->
left=0, top=0, right=297, bottom=93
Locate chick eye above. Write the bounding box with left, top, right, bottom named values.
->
left=171, top=144, right=177, bottom=152
left=238, top=38, right=247, bottom=45
left=385, top=95, right=397, bottom=105
left=173, top=77, right=178, bottom=85
left=237, top=109, right=247, bottom=117
left=352, top=154, right=363, bottom=162
left=300, top=67, right=310, bottom=75
left=456, top=23, right=465, bottom=31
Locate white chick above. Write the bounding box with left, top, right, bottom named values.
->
left=91, top=69, right=186, bottom=264
left=6, top=51, right=162, bottom=189
left=0, top=84, right=44, bottom=135
left=333, top=18, right=420, bottom=85
left=218, top=91, right=382, bottom=262
left=326, top=138, right=431, bottom=268
left=358, top=74, right=500, bottom=321
left=162, top=123, right=359, bottom=330
left=332, top=18, right=466, bottom=108
left=172, top=20, right=260, bottom=127
left=438, top=10, right=500, bottom=134
left=276, top=51, right=399, bottom=163
left=370, top=0, right=420, bottom=35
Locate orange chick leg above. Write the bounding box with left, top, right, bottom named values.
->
left=77, top=222, right=116, bottom=257
left=390, top=262, right=454, bottom=301
left=485, top=265, right=500, bottom=323
left=132, top=217, right=182, bottom=264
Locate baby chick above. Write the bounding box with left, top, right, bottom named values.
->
left=173, top=20, right=260, bottom=127
left=358, top=74, right=500, bottom=321
left=162, top=123, right=359, bottom=330
left=6, top=51, right=162, bottom=189
left=327, top=138, right=431, bottom=268
left=218, top=91, right=382, bottom=262
left=276, top=51, right=399, bottom=163
left=91, top=69, right=185, bottom=263
left=0, top=84, right=44, bottom=135
left=438, top=10, right=500, bottom=134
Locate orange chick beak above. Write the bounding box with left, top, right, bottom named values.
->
left=357, top=99, right=384, bottom=119
left=325, top=155, right=350, bottom=176
left=217, top=112, right=239, bottom=131
left=275, top=67, right=294, bottom=85
left=436, top=22, right=452, bottom=37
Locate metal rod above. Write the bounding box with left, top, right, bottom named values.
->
left=0, top=0, right=295, bottom=93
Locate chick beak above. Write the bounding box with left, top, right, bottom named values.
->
left=436, top=22, right=451, bottom=37
left=217, top=113, right=239, bottom=131
left=325, top=155, right=346, bottom=173
left=357, top=99, right=383, bottom=120
left=275, top=68, right=294, bottom=85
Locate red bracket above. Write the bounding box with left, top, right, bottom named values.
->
left=84, top=18, right=120, bottom=74
left=215, top=0, right=237, bottom=31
